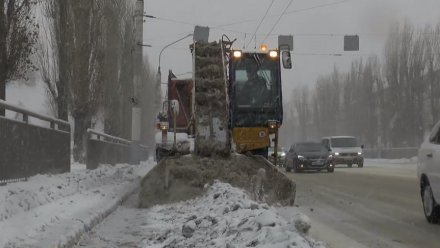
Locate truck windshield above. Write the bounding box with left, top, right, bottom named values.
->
left=232, top=54, right=279, bottom=108
left=331, top=138, right=358, bottom=148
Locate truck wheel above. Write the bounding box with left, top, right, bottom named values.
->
left=155, top=149, right=161, bottom=162
left=286, top=162, right=292, bottom=172
left=422, top=182, right=440, bottom=223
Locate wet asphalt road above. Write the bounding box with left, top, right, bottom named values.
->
left=286, top=162, right=440, bottom=248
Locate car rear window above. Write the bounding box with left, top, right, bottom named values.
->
left=331, top=138, right=358, bottom=148
left=297, top=143, right=324, bottom=152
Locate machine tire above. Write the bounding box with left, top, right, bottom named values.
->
left=155, top=148, right=161, bottom=162
left=347, top=163, right=353, bottom=168
left=358, top=161, right=364, bottom=168
left=327, top=167, right=334, bottom=173
left=422, top=181, right=440, bottom=224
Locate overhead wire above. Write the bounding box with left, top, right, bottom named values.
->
left=247, top=0, right=276, bottom=49
left=145, top=0, right=356, bottom=38
left=285, top=0, right=351, bottom=16
left=213, top=0, right=353, bottom=29
left=261, top=0, right=295, bottom=44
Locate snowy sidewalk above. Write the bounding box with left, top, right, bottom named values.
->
left=0, top=160, right=155, bottom=248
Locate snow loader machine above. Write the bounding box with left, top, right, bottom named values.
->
left=139, top=35, right=296, bottom=208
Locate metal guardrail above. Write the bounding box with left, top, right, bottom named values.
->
left=87, top=129, right=131, bottom=145
left=363, top=147, right=419, bottom=159
left=0, top=100, right=71, bottom=183
left=86, top=129, right=149, bottom=169
left=0, top=99, right=70, bottom=131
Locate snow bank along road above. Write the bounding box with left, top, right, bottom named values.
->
left=287, top=159, right=440, bottom=248
left=0, top=158, right=324, bottom=247
left=76, top=181, right=326, bottom=248
left=0, top=161, right=155, bottom=248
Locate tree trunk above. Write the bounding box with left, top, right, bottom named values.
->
left=0, top=76, right=5, bottom=116
left=73, top=114, right=91, bottom=162
left=0, top=0, right=6, bottom=115
left=56, top=0, right=70, bottom=122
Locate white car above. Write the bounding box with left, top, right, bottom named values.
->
left=418, top=121, right=440, bottom=223
left=322, top=136, right=364, bottom=168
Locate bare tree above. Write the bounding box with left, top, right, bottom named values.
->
left=0, top=0, right=38, bottom=115
left=62, top=0, right=106, bottom=162
left=293, top=85, right=311, bottom=141
left=100, top=0, right=136, bottom=139
left=302, top=20, right=439, bottom=148
left=36, top=0, right=69, bottom=121
left=423, top=23, right=440, bottom=128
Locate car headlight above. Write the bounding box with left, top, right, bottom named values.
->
left=358, top=152, right=362, bottom=155
left=334, top=152, right=340, bottom=156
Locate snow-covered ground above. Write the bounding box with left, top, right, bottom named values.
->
left=78, top=181, right=326, bottom=248
left=0, top=160, right=155, bottom=248
left=1, top=157, right=325, bottom=248
left=141, top=182, right=325, bottom=248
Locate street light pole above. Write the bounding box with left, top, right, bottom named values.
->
left=157, top=33, right=193, bottom=79
left=130, top=0, right=144, bottom=164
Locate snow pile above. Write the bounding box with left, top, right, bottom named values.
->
left=142, top=181, right=325, bottom=248
left=0, top=160, right=155, bottom=247
left=0, top=163, right=143, bottom=222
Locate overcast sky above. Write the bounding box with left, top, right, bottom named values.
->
left=143, top=0, right=440, bottom=101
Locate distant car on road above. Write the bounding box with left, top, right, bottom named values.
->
left=268, top=147, right=286, bottom=166
left=322, top=136, right=364, bottom=168
left=285, top=142, right=333, bottom=173
left=418, top=121, right=440, bottom=223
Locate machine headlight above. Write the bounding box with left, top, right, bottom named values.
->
left=233, top=50, right=242, bottom=58
left=159, top=122, right=169, bottom=131
left=334, top=152, right=340, bottom=156
left=328, top=154, right=333, bottom=158
left=358, top=152, right=362, bottom=155
left=279, top=152, right=286, bottom=157
left=269, top=50, right=278, bottom=58
left=298, top=155, right=305, bottom=159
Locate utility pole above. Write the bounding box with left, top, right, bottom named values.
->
left=130, top=0, right=144, bottom=164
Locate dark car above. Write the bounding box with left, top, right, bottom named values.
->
left=285, top=142, right=334, bottom=173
